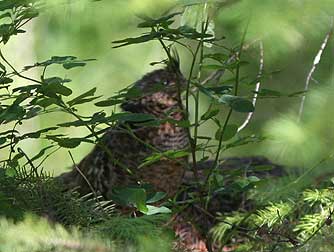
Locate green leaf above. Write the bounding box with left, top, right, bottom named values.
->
left=288, top=90, right=307, bottom=97
left=215, top=124, right=238, bottom=141
left=47, top=56, right=77, bottom=64
left=24, top=56, right=95, bottom=70
left=145, top=205, right=171, bottom=215
left=204, top=53, right=228, bottom=62
left=20, top=7, right=39, bottom=19
left=166, top=118, right=191, bottom=128
left=198, top=85, right=232, bottom=98
left=57, top=112, right=109, bottom=127
left=24, top=107, right=42, bottom=119
left=225, top=135, right=265, bottom=150
left=63, top=62, right=86, bottom=69
left=13, top=93, right=30, bottom=105
left=235, top=178, right=250, bottom=188
left=8, top=152, right=24, bottom=168
left=94, top=99, right=123, bottom=107
left=12, top=84, right=40, bottom=93
left=137, top=12, right=182, bottom=28
left=201, top=108, right=220, bottom=120
left=67, top=87, right=97, bottom=106
left=146, top=192, right=167, bottom=204
left=112, top=187, right=148, bottom=213
left=177, top=25, right=213, bottom=39
left=248, top=176, right=261, bottom=183
left=34, top=97, right=59, bottom=108
left=40, top=83, right=72, bottom=97
left=0, top=137, right=6, bottom=145
left=207, top=86, right=233, bottom=95
left=112, top=32, right=158, bottom=48
left=202, top=64, right=223, bottom=70
left=111, top=112, right=156, bottom=123
left=0, top=24, right=12, bottom=36
left=29, top=145, right=55, bottom=163
left=0, top=77, right=13, bottom=85
left=0, top=104, right=25, bottom=123
left=139, top=150, right=189, bottom=168
left=0, top=1, right=15, bottom=11
left=125, top=86, right=143, bottom=98
left=5, top=167, right=17, bottom=177
left=46, top=137, right=86, bottom=149
left=43, top=77, right=71, bottom=85
left=21, top=127, right=58, bottom=139
left=218, top=95, right=254, bottom=113
left=255, top=88, right=282, bottom=97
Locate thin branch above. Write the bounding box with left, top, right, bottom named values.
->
left=200, top=54, right=236, bottom=87
left=298, top=18, right=333, bottom=121
left=294, top=207, right=334, bottom=249
left=35, top=146, right=61, bottom=170
left=157, top=29, right=201, bottom=183
left=197, top=39, right=256, bottom=88
left=18, top=147, right=39, bottom=178
left=68, top=151, right=98, bottom=199
left=238, top=40, right=264, bottom=132
left=205, top=21, right=249, bottom=189
left=0, top=50, right=43, bottom=85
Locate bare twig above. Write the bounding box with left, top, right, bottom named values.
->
left=18, top=147, right=39, bottom=178
left=68, top=151, right=99, bottom=199
left=238, top=41, right=264, bottom=132
left=200, top=54, right=236, bottom=87
left=199, top=40, right=258, bottom=87
left=298, top=18, right=333, bottom=121
left=0, top=50, right=43, bottom=85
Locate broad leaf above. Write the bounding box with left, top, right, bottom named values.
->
left=215, top=124, right=238, bottom=141
left=218, top=95, right=254, bottom=113
left=112, top=187, right=148, bottom=213
left=67, top=87, right=98, bottom=106
left=39, top=83, right=72, bottom=97
left=145, top=205, right=171, bottom=215
left=201, top=108, right=220, bottom=120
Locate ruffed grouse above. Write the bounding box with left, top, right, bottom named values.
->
left=58, top=60, right=189, bottom=198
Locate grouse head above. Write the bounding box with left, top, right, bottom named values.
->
left=121, top=58, right=186, bottom=118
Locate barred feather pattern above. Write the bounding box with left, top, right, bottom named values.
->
left=58, top=67, right=189, bottom=198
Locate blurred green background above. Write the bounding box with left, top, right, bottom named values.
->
left=3, top=0, right=334, bottom=177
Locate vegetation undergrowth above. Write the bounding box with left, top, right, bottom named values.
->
left=0, top=1, right=334, bottom=252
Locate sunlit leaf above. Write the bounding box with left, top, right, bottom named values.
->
left=112, top=187, right=148, bottom=213
left=145, top=205, right=171, bottom=215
